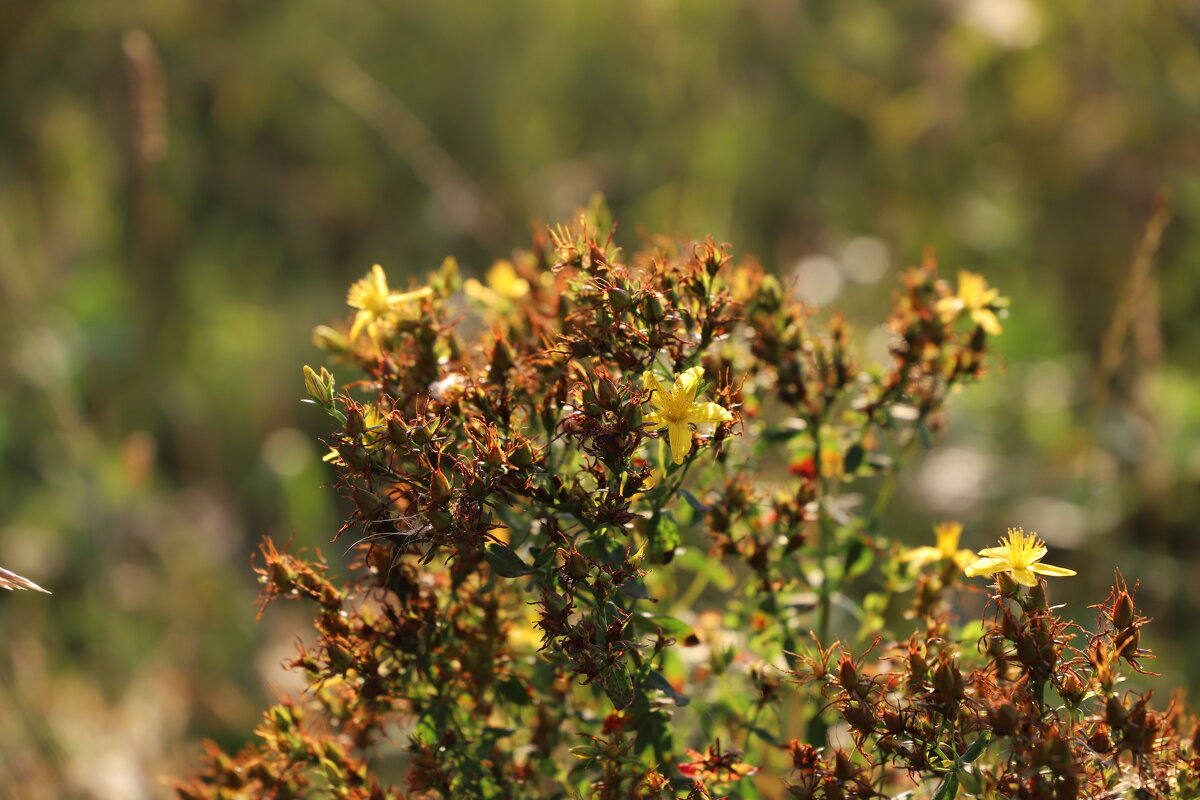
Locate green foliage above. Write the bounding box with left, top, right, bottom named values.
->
left=178, top=211, right=1200, bottom=798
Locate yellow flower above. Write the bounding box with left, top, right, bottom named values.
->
left=964, top=528, right=1076, bottom=587
left=643, top=366, right=734, bottom=464
left=903, top=522, right=976, bottom=571
left=464, top=260, right=530, bottom=307
left=936, top=270, right=1003, bottom=335
left=346, top=264, right=434, bottom=341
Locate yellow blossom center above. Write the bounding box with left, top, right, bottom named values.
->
left=997, top=530, right=1042, bottom=569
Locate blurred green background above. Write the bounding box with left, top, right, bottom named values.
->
left=2, top=1, right=1199, bottom=796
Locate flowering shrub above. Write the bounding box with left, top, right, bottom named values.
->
left=177, top=207, right=1199, bottom=799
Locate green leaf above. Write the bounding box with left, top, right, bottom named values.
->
left=748, top=725, right=777, bottom=745
left=960, top=731, right=992, bottom=764
left=643, top=669, right=690, bottom=706
left=932, top=772, right=959, bottom=800
left=843, top=444, right=865, bottom=474
left=648, top=514, right=681, bottom=564
left=636, top=614, right=695, bottom=640
left=496, top=675, right=531, bottom=706
left=842, top=538, right=873, bottom=579
left=483, top=541, right=531, bottom=578
left=678, top=488, right=711, bottom=513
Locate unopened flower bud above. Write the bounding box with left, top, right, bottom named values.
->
left=387, top=415, right=408, bottom=445
left=302, top=365, right=333, bottom=405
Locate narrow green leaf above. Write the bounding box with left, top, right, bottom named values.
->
left=643, top=669, right=690, bottom=706
left=932, top=772, right=959, bottom=800
left=960, top=731, right=992, bottom=764
left=483, top=541, right=531, bottom=578
left=843, top=443, right=865, bottom=474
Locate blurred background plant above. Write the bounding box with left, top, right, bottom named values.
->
left=1, top=1, right=1198, bottom=797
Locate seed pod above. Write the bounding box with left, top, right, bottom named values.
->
left=352, top=486, right=385, bottom=518
left=338, top=443, right=370, bottom=472
left=1113, top=591, right=1136, bottom=631
left=989, top=702, right=1019, bottom=736
left=1105, top=695, right=1127, bottom=730
left=995, top=571, right=1019, bottom=598
left=344, top=408, right=366, bottom=437
left=607, top=286, right=631, bottom=313
left=641, top=292, right=665, bottom=323
left=429, top=469, right=453, bottom=502
left=597, top=377, right=619, bottom=408
left=1026, top=580, right=1048, bottom=610
left=510, top=441, right=536, bottom=468
left=387, top=415, right=409, bottom=445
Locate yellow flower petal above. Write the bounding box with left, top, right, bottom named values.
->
left=349, top=310, right=371, bottom=342
left=903, top=546, right=943, bottom=569
left=673, top=366, right=705, bottom=401
left=644, top=371, right=667, bottom=400
left=666, top=422, right=693, bottom=465
left=972, top=308, right=1003, bottom=335
left=390, top=286, right=434, bottom=305
left=689, top=402, right=734, bottom=424
left=963, top=556, right=1007, bottom=577
left=1030, top=563, right=1076, bottom=577
left=1010, top=569, right=1039, bottom=587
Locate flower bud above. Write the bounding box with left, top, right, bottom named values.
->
left=338, top=444, right=370, bottom=472
left=490, top=338, right=515, bottom=376
left=427, top=509, right=453, bottom=532
left=302, top=365, right=333, bottom=405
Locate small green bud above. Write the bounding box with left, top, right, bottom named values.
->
left=302, top=365, right=333, bottom=405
